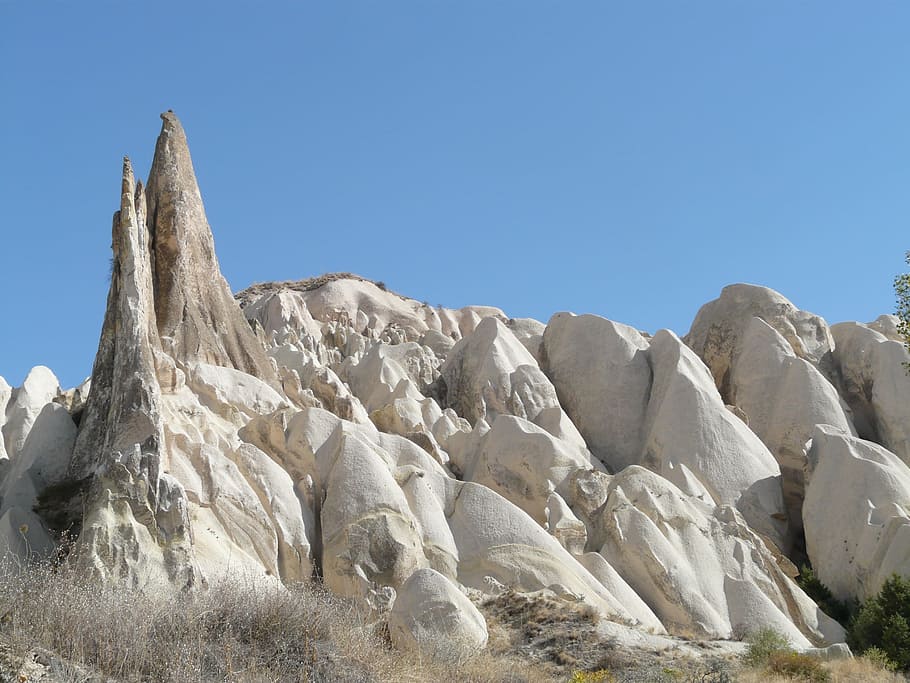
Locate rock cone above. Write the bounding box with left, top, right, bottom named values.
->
left=64, top=113, right=285, bottom=587
left=145, top=111, right=277, bottom=383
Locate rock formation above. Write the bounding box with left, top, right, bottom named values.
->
left=11, top=113, right=910, bottom=663
left=803, top=425, right=910, bottom=602
left=685, top=283, right=836, bottom=399
left=61, top=114, right=307, bottom=588
left=388, top=567, right=489, bottom=660
left=684, top=286, right=858, bottom=552
left=595, top=466, right=843, bottom=644
left=831, top=318, right=910, bottom=465
left=145, top=112, right=278, bottom=384
left=726, top=317, right=854, bottom=545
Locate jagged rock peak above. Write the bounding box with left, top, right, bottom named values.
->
left=145, top=111, right=277, bottom=384
left=70, top=156, right=165, bottom=481
left=62, top=113, right=291, bottom=587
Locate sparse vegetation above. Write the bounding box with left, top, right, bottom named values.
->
left=0, top=561, right=549, bottom=682
left=235, top=272, right=408, bottom=307
left=569, top=670, right=615, bottom=683
left=740, top=628, right=831, bottom=682
left=861, top=646, right=899, bottom=672
left=738, top=624, right=910, bottom=682
left=1, top=560, right=907, bottom=682
left=739, top=655, right=909, bottom=683
left=895, top=251, right=910, bottom=362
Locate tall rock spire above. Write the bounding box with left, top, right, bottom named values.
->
left=64, top=113, right=283, bottom=587
left=67, top=156, right=196, bottom=587
left=71, top=157, right=165, bottom=481
left=145, top=111, right=277, bottom=383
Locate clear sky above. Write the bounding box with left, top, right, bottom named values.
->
left=1, top=3, right=908, bottom=389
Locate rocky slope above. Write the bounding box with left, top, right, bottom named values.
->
left=2, top=112, right=909, bottom=661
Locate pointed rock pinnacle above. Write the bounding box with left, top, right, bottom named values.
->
left=144, top=111, right=278, bottom=383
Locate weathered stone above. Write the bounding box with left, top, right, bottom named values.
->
left=69, top=156, right=196, bottom=588
left=70, top=158, right=167, bottom=482
left=728, top=317, right=855, bottom=544
left=388, top=568, right=488, bottom=660
left=0, top=377, right=11, bottom=462
left=831, top=320, right=910, bottom=465
left=804, top=643, right=852, bottom=661
left=685, top=284, right=835, bottom=400
left=598, top=466, right=843, bottom=645
left=2, top=366, right=60, bottom=460
left=506, top=317, right=546, bottom=364
left=145, top=112, right=278, bottom=384
left=542, top=313, right=651, bottom=472
left=643, top=330, right=787, bottom=547
left=437, top=317, right=588, bottom=452
left=803, top=425, right=910, bottom=602
left=462, top=414, right=604, bottom=525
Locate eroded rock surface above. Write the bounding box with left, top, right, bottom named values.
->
left=7, top=113, right=891, bottom=659
left=597, top=466, right=843, bottom=645
left=145, top=112, right=278, bottom=384
left=832, top=320, right=910, bottom=465
left=388, top=567, right=488, bottom=660
left=685, top=284, right=835, bottom=400
left=542, top=313, right=651, bottom=473
left=726, top=317, right=855, bottom=545
left=59, top=116, right=311, bottom=588
left=803, top=425, right=910, bottom=602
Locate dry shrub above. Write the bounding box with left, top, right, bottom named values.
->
left=0, top=560, right=553, bottom=682
left=824, top=655, right=909, bottom=682
left=739, top=655, right=910, bottom=683
left=765, top=651, right=830, bottom=681
left=0, top=560, right=381, bottom=681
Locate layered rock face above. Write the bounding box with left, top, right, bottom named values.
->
left=6, top=113, right=910, bottom=657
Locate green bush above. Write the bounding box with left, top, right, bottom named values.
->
left=766, top=651, right=830, bottom=681
left=568, top=671, right=615, bottom=683
left=848, top=574, right=910, bottom=671
left=743, top=627, right=791, bottom=667
left=797, top=565, right=853, bottom=625
left=860, top=646, right=899, bottom=673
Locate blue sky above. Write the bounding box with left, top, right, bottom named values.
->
left=1, top=3, right=908, bottom=388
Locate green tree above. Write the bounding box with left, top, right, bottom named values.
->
left=796, top=565, right=852, bottom=625
left=848, top=574, right=910, bottom=671
left=895, top=251, right=910, bottom=357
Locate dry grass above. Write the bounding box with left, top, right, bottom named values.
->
left=738, top=656, right=909, bottom=683
left=0, top=561, right=376, bottom=682
left=481, top=590, right=607, bottom=674
left=4, top=564, right=896, bottom=683
left=479, top=590, right=740, bottom=683
left=0, top=561, right=547, bottom=682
